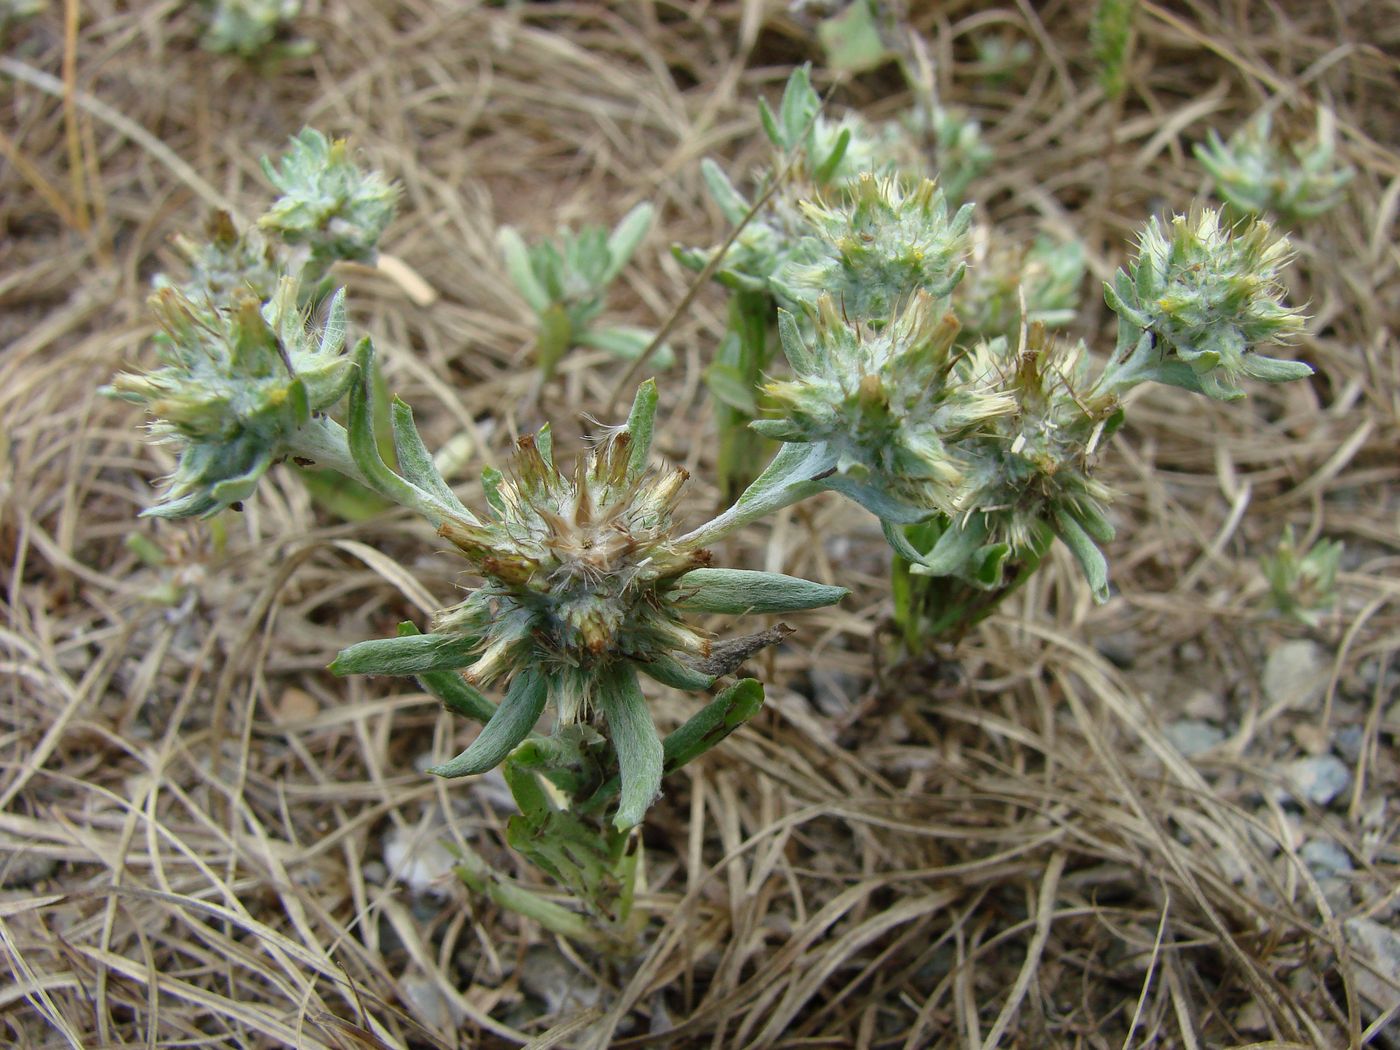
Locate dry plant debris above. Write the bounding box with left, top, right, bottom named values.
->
left=2, top=1, right=1398, bottom=1047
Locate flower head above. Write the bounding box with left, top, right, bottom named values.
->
left=156, top=210, right=280, bottom=311
left=926, top=325, right=1118, bottom=599
left=332, top=383, right=847, bottom=828
left=259, top=129, right=398, bottom=271
left=106, top=277, right=354, bottom=517
left=1105, top=208, right=1308, bottom=400
left=755, top=292, right=1013, bottom=521
left=781, top=175, right=973, bottom=322
left=1195, top=110, right=1353, bottom=223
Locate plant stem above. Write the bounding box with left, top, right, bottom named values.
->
left=287, top=415, right=463, bottom=528
left=454, top=847, right=619, bottom=952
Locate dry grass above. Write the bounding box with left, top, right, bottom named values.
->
left=2, top=1, right=1398, bottom=1047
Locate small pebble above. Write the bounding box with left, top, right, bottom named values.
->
left=274, top=688, right=320, bottom=724
left=1344, top=918, right=1400, bottom=1020
left=1094, top=630, right=1141, bottom=669
left=1300, top=838, right=1353, bottom=877
left=1335, top=725, right=1366, bottom=764
left=1182, top=688, right=1226, bottom=722
left=1262, top=640, right=1329, bottom=711
left=361, top=860, right=387, bottom=884
left=0, top=850, right=57, bottom=889
left=1291, top=723, right=1329, bottom=755
left=1233, top=1000, right=1268, bottom=1033
left=1166, top=719, right=1226, bottom=758
left=400, top=974, right=460, bottom=1030
left=382, top=827, right=458, bottom=895
left=1278, top=754, right=1352, bottom=807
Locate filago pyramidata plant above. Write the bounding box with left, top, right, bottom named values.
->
left=498, top=204, right=673, bottom=379
left=1195, top=109, right=1354, bottom=224
left=196, top=0, right=309, bottom=60
left=109, top=62, right=1314, bottom=942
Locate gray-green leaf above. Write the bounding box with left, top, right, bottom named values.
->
left=427, top=669, right=548, bottom=778
left=671, top=568, right=848, bottom=614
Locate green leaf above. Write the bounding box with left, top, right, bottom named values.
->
left=346, top=339, right=424, bottom=509
left=907, top=515, right=988, bottom=577
left=700, top=158, right=750, bottom=225
left=671, top=568, right=848, bottom=614
left=812, top=126, right=852, bottom=186
left=662, top=678, right=764, bottom=773
left=758, top=96, right=783, bottom=148
left=822, top=472, right=929, bottom=525
left=779, top=64, right=817, bottom=148
left=623, top=378, right=658, bottom=484
left=481, top=466, right=507, bottom=516
left=1054, top=508, right=1110, bottom=603
left=602, top=202, right=655, bottom=284
left=1241, top=354, right=1314, bottom=383
left=880, top=519, right=927, bottom=563
left=427, top=669, right=548, bottom=778
left=330, top=631, right=479, bottom=676
left=535, top=422, right=554, bottom=469
left=595, top=663, right=662, bottom=830
left=498, top=226, right=550, bottom=312
left=501, top=761, right=552, bottom=826
left=777, top=309, right=816, bottom=374
left=635, top=653, right=716, bottom=692
left=391, top=398, right=470, bottom=517
left=536, top=304, right=573, bottom=379
left=706, top=362, right=760, bottom=415
left=817, top=0, right=894, bottom=74
left=396, top=622, right=496, bottom=723
left=582, top=679, right=765, bottom=814
left=577, top=326, right=674, bottom=369
left=729, top=441, right=837, bottom=523
left=970, top=543, right=1011, bottom=588
left=747, top=417, right=805, bottom=441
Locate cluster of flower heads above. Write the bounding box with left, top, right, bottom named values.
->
left=109, top=129, right=402, bottom=516
left=107, top=279, right=355, bottom=518
left=745, top=163, right=1309, bottom=597
left=1105, top=208, right=1308, bottom=401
